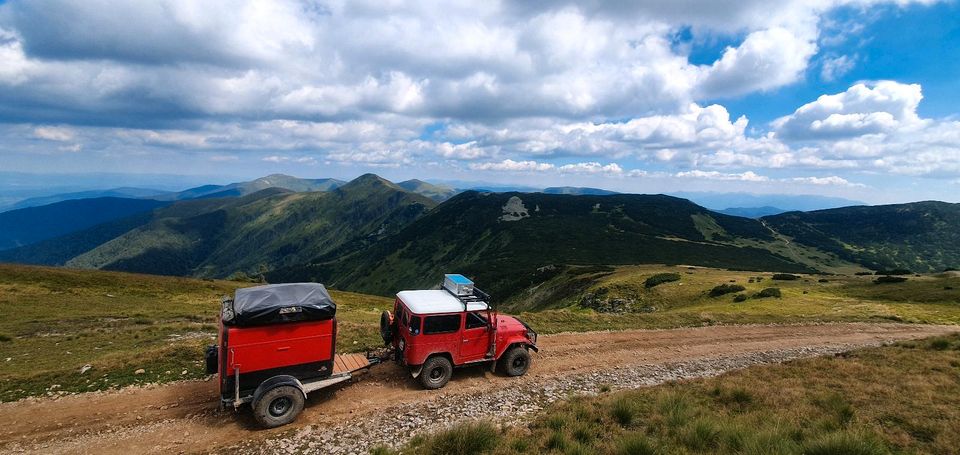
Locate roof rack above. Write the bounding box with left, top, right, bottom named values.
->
left=440, top=283, right=492, bottom=311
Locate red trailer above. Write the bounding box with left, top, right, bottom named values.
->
left=205, top=283, right=381, bottom=427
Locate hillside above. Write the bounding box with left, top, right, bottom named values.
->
left=0, top=187, right=170, bottom=212
left=0, top=197, right=169, bottom=250
left=397, top=179, right=458, bottom=202
left=155, top=174, right=345, bottom=201
left=762, top=201, right=960, bottom=272
left=271, top=191, right=820, bottom=298
left=500, top=264, right=960, bottom=318
left=0, top=210, right=158, bottom=265
left=63, top=175, right=436, bottom=277
left=0, top=263, right=394, bottom=401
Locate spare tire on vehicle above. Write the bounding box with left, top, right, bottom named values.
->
left=380, top=310, right=395, bottom=345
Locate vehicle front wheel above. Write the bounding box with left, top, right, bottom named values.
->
left=419, top=356, right=453, bottom=389
left=500, top=346, right=531, bottom=377
left=252, top=385, right=305, bottom=428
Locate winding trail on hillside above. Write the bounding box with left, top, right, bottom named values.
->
left=1, top=323, right=955, bottom=454
left=760, top=219, right=803, bottom=263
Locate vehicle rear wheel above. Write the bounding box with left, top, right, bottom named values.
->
left=419, top=356, right=453, bottom=389
left=501, top=346, right=531, bottom=377
left=379, top=310, right=395, bottom=345
left=252, top=385, right=305, bottom=428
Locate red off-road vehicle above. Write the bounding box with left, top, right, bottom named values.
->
left=380, top=274, right=539, bottom=389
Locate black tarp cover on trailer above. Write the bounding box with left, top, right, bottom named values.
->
left=227, top=283, right=336, bottom=326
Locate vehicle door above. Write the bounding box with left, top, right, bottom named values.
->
left=419, top=313, right=462, bottom=363
left=459, top=311, right=491, bottom=362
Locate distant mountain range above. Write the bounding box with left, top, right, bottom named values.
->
left=3, top=175, right=434, bottom=277
left=153, top=174, right=347, bottom=201
left=0, top=173, right=956, bottom=300
left=671, top=191, right=865, bottom=214
left=717, top=206, right=789, bottom=218
left=396, top=179, right=458, bottom=202
left=542, top=186, right=619, bottom=195
left=0, top=197, right=170, bottom=250
left=1, top=187, right=170, bottom=212
left=0, top=174, right=868, bottom=217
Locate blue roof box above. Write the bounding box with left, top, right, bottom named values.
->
left=443, top=273, right=474, bottom=296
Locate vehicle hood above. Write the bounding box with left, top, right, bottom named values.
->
left=496, top=315, right=526, bottom=332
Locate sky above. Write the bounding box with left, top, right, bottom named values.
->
left=1, top=0, right=959, bottom=204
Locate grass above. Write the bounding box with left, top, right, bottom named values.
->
left=391, top=334, right=960, bottom=454
left=414, top=421, right=501, bottom=455
left=0, top=263, right=394, bottom=401
left=508, top=265, right=960, bottom=333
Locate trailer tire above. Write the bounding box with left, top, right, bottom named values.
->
left=419, top=356, right=453, bottom=389
left=379, top=310, right=395, bottom=345
left=500, top=346, right=531, bottom=377
left=252, top=385, right=305, bottom=428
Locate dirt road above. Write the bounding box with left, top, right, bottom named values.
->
left=1, top=323, right=955, bottom=454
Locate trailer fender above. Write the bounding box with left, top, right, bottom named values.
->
left=253, top=375, right=306, bottom=405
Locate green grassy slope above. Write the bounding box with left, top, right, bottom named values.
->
left=762, top=201, right=960, bottom=272
left=63, top=175, right=436, bottom=278
left=273, top=191, right=818, bottom=298
left=501, top=265, right=960, bottom=329
left=0, top=264, right=394, bottom=402
left=395, top=335, right=960, bottom=455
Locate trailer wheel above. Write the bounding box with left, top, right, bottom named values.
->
left=379, top=310, right=395, bottom=345
left=501, top=346, right=531, bottom=377
left=419, top=356, right=453, bottom=389
left=252, top=385, right=305, bottom=428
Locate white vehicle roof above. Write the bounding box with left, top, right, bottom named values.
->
left=396, top=290, right=489, bottom=314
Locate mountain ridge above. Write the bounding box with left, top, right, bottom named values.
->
left=269, top=190, right=821, bottom=298
left=52, top=177, right=437, bottom=277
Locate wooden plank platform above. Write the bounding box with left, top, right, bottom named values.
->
left=333, top=353, right=370, bottom=374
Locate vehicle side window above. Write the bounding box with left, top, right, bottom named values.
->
left=408, top=315, right=421, bottom=335
left=465, top=312, right=487, bottom=330
left=423, top=314, right=461, bottom=335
